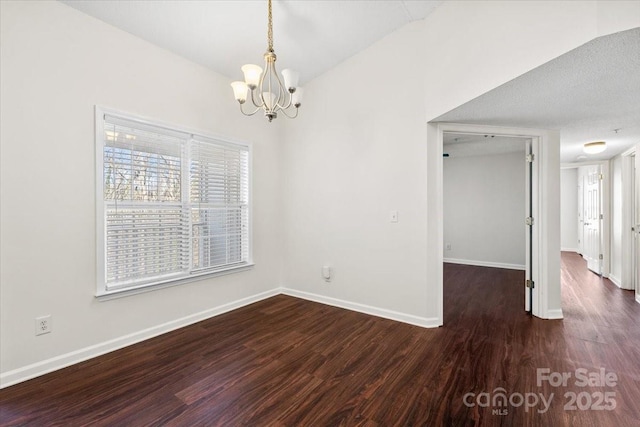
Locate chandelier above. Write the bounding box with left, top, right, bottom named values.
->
left=231, top=0, right=303, bottom=122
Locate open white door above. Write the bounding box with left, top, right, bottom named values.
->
left=634, top=151, right=640, bottom=303
left=583, top=165, right=601, bottom=274
left=577, top=172, right=584, bottom=255
left=524, top=140, right=534, bottom=314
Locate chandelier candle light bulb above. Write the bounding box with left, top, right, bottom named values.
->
left=231, top=0, right=303, bottom=122
left=241, top=64, right=263, bottom=89
left=230, top=81, right=249, bottom=104
left=281, top=69, right=299, bottom=91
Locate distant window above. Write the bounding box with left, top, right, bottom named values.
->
left=96, top=107, right=252, bottom=296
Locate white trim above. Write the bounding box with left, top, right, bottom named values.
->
left=601, top=161, right=611, bottom=278
left=443, top=258, right=525, bottom=271
left=426, top=123, right=444, bottom=326
left=608, top=274, right=624, bottom=289
left=636, top=293, right=640, bottom=305
left=620, top=150, right=636, bottom=293
left=543, top=309, right=564, bottom=320
left=564, top=159, right=612, bottom=278
left=432, top=123, right=555, bottom=322
left=96, top=106, right=251, bottom=148
left=94, top=106, right=253, bottom=297
left=1, top=287, right=445, bottom=389
left=0, top=288, right=280, bottom=389
left=96, top=264, right=255, bottom=301
left=561, top=247, right=578, bottom=253
left=280, top=288, right=440, bottom=329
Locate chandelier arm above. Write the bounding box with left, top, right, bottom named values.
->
left=257, top=60, right=271, bottom=110
left=271, top=66, right=291, bottom=110
left=276, top=91, right=293, bottom=110
left=239, top=102, right=262, bottom=116
left=266, top=63, right=274, bottom=111
left=279, top=106, right=299, bottom=119
left=249, top=87, right=265, bottom=109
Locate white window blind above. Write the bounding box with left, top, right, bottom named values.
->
left=97, top=109, right=251, bottom=296
left=190, top=137, right=250, bottom=272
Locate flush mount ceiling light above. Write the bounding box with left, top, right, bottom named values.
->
left=583, top=141, right=607, bottom=154
left=230, top=0, right=303, bottom=122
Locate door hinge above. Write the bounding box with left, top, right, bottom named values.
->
left=599, top=254, right=603, bottom=260
left=600, top=213, right=603, bottom=220
left=526, top=217, right=534, bottom=226
left=599, top=173, right=604, bottom=180
left=526, top=154, right=535, bottom=163
left=526, top=279, right=535, bottom=289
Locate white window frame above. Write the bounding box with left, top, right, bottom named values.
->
left=95, top=106, right=253, bottom=299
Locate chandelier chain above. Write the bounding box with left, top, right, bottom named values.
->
left=267, top=0, right=274, bottom=52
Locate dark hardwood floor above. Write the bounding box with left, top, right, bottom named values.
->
left=1, top=252, right=639, bottom=426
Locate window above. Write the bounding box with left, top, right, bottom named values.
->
left=96, top=107, right=251, bottom=296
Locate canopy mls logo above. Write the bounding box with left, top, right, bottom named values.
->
left=463, top=388, right=553, bottom=416
left=463, top=368, right=619, bottom=416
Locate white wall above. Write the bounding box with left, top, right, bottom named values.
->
left=0, top=1, right=283, bottom=385
left=284, top=1, right=636, bottom=324
left=443, top=151, right=525, bottom=269
left=281, top=20, right=430, bottom=321
left=561, top=168, right=579, bottom=252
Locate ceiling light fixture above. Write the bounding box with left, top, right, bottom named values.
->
left=230, top=0, right=302, bottom=122
left=583, top=141, right=607, bottom=154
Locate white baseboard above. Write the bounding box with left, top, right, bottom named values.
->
left=443, top=258, right=525, bottom=271
left=608, top=274, right=622, bottom=288
left=607, top=275, right=635, bottom=291
left=636, top=293, right=640, bottom=305
left=1, top=286, right=441, bottom=389
left=281, top=287, right=440, bottom=329
left=543, top=309, right=564, bottom=320
left=561, top=247, right=578, bottom=253
left=0, top=288, right=281, bottom=389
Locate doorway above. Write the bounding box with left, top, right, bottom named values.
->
left=620, top=148, right=639, bottom=297
left=442, top=132, right=530, bottom=319
left=580, top=165, right=602, bottom=274
left=428, top=122, right=563, bottom=323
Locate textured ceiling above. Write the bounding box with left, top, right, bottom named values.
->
left=60, top=0, right=443, bottom=86
left=436, top=28, right=640, bottom=163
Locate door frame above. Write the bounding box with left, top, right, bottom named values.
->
left=429, top=122, right=563, bottom=322
left=635, top=147, right=640, bottom=305
left=621, top=147, right=637, bottom=291
left=565, top=161, right=612, bottom=279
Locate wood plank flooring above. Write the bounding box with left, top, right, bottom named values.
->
left=1, top=252, right=639, bottom=426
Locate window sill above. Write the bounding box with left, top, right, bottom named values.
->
left=96, top=263, right=255, bottom=301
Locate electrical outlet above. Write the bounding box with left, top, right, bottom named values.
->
left=35, top=315, right=52, bottom=336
